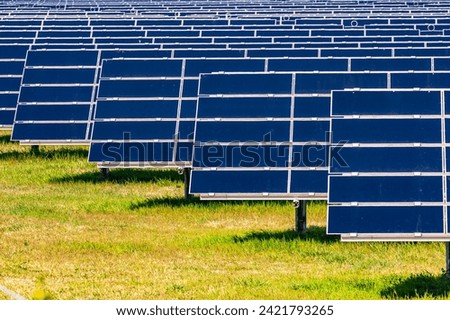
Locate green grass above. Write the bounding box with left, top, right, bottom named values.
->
left=0, top=131, right=449, bottom=299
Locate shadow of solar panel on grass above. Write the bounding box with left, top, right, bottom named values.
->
left=232, top=227, right=339, bottom=244
left=381, top=272, right=450, bottom=299
left=51, top=168, right=183, bottom=184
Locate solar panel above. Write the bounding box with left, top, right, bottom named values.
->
left=11, top=49, right=100, bottom=143
left=328, top=89, right=449, bottom=241
left=191, top=73, right=328, bottom=199
left=192, top=68, right=450, bottom=200
left=0, top=44, right=29, bottom=128
left=89, top=57, right=268, bottom=167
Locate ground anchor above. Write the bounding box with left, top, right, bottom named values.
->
left=178, top=167, right=192, bottom=199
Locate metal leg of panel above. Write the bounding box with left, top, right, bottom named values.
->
left=183, top=168, right=192, bottom=199
left=101, top=168, right=110, bottom=178
left=30, top=145, right=39, bottom=155
left=294, top=200, right=307, bottom=234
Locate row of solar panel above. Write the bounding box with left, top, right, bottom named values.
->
left=2, top=11, right=450, bottom=17
left=185, top=73, right=450, bottom=201
left=0, top=25, right=449, bottom=32
left=2, top=48, right=450, bottom=111
left=4, top=19, right=450, bottom=26
left=9, top=52, right=450, bottom=146
left=2, top=3, right=450, bottom=13
left=0, top=7, right=446, bottom=11
left=12, top=65, right=450, bottom=201
left=0, top=27, right=447, bottom=34
left=1, top=29, right=450, bottom=37
left=5, top=40, right=450, bottom=50
left=3, top=11, right=447, bottom=17
left=1, top=42, right=449, bottom=126
left=2, top=6, right=450, bottom=16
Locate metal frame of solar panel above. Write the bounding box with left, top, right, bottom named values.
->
left=328, top=88, right=450, bottom=241
left=191, top=70, right=450, bottom=200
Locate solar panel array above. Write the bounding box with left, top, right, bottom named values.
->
left=329, top=89, right=449, bottom=241
left=3, top=0, right=450, bottom=240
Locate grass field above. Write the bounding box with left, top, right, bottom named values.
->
left=0, top=131, right=449, bottom=300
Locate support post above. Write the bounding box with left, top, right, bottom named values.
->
left=294, top=200, right=307, bottom=234
left=30, top=145, right=39, bottom=155
left=446, top=242, right=450, bottom=275
left=183, top=168, right=192, bottom=199
left=100, top=168, right=110, bottom=178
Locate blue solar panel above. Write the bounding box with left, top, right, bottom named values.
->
left=93, top=121, right=177, bottom=140
left=293, top=121, right=329, bottom=142
left=38, top=31, right=91, bottom=37
left=19, top=86, right=93, bottom=103
left=321, top=48, right=392, bottom=57
left=12, top=49, right=100, bottom=143
left=268, top=58, right=348, bottom=72
left=350, top=58, right=431, bottom=71
left=391, top=72, right=450, bottom=88
left=174, top=49, right=246, bottom=58
left=0, top=44, right=29, bottom=127
left=99, top=80, right=181, bottom=98
left=193, top=72, right=341, bottom=199
left=23, top=69, right=96, bottom=84
left=100, top=49, right=172, bottom=59
left=294, top=97, right=330, bottom=118
left=12, top=123, right=88, bottom=140
left=25, top=50, right=98, bottom=66
left=328, top=89, right=448, bottom=240
left=331, top=90, right=441, bottom=115
left=330, top=176, right=443, bottom=203
left=197, top=97, right=291, bottom=118
left=196, top=121, right=291, bottom=142
left=328, top=206, right=444, bottom=234
left=295, top=73, right=388, bottom=94
left=395, top=48, right=450, bottom=56
left=248, top=49, right=318, bottom=58
left=89, top=59, right=265, bottom=166
left=15, top=104, right=91, bottom=121
left=95, top=100, right=179, bottom=119
left=331, top=147, right=442, bottom=173
left=0, top=77, right=21, bottom=91
left=199, top=73, right=292, bottom=95
left=185, top=59, right=265, bottom=77
left=89, top=142, right=176, bottom=163
left=332, top=118, right=441, bottom=143
left=190, top=171, right=290, bottom=194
